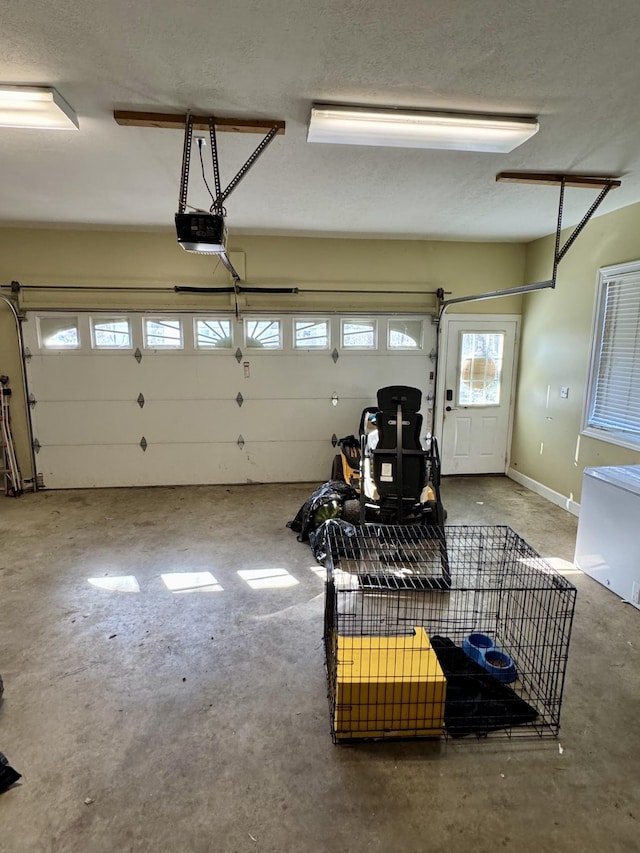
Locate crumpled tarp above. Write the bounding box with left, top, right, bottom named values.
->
left=287, top=480, right=357, bottom=543
left=0, top=752, right=21, bottom=794
left=308, top=518, right=361, bottom=565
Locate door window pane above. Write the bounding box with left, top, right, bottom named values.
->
left=144, top=318, right=183, bottom=349
left=195, top=319, right=232, bottom=349
left=294, top=319, right=329, bottom=349
left=39, top=316, right=80, bottom=349
left=388, top=319, right=423, bottom=349
left=458, top=332, right=504, bottom=406
left=92, top=318, right=132, bottom=349
left=341, top=319, right=377, bottom=349
left=245, top=319, right=282, bottom=349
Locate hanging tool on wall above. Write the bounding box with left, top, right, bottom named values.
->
left=0, top=375, right=22, bottom=497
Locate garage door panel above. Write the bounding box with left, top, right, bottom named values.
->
left=30, top=356, right=142, bottom=401
left=239, top=356, right=431, bottom=401
left=135, top=355, right=242, bottom=399
left=139, top=401, right=244, bottom=443
left=37, top=445, right=155, bottom=489
left=32, top=401, right=142, bottom=444
left=235, top=398, right=362, bottom=442
left=37, top=440, right=338, bottom=488
left=239, top=356, right=344, bottom=398
left=138, top=399, right=365, bottom=444
left=38, top=444, right=249, bottom=488
left=244, top=441, right=336, bottom=483
left=136, top=444, right=246, bottom=485
left=336, top=357, right=431, bottom=393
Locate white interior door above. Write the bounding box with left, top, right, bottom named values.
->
left=437, top=315, right=519, bottom=475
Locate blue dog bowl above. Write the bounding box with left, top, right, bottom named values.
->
left=461, top=632, right=495, bottom=666
left=483, top=649, right=518, bottom=684
left=462, top=633, right=518, bottom=683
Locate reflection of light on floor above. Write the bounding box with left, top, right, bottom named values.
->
left=309, top=565, right=325, bottom=579
left=544, top=556, right=584, bottom=575
left=88, top=576, right=140, bottom=592
left=519, top=556, right=583, bottom=576
left=237, top=568, right=299, bottom=589
left=161, top=572, right=223, bottom=593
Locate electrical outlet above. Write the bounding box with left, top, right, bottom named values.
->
left=632, top=582, right=640, bottom=606
left=560, top=386, right=569, bottom=399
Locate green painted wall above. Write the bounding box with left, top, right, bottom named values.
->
left=511, top=201, right=640, bottom=504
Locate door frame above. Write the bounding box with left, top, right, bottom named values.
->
left=434, top=313, right=520, bottom=475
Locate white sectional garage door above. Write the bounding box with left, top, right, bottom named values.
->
left=23, top=312, right=436, bottom=488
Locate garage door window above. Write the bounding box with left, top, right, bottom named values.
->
left=388, top=319, right=423, bottom=349
left=91, top=318, right=132, bottom=349
left=195, top=318, right=233, bottom=349
left=245, top=319, right=282, bottom=349
left=144, top=318, right=183, bottom=349
left=39, top=316, right=80, bottom=349
left=583, top=262, right=640, bottom=450
left=341, top=319, right=377, bottom=349
left=294, top=319, right=329, bottom=349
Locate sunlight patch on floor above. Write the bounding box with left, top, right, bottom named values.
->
left=88, top=575, right=140, bottom=592
left=161, top=571, right=223, bottom=593
left=519, top=556, right=583, bottom=576
left=237, top=568, right=299, bottom=589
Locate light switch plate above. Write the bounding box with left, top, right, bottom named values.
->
left=560, top=386, right=569, bottom=399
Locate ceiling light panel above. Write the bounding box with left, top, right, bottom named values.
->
left=308, top=104, right=538, bottom=153
left=0, top=86, right=79, bottom=129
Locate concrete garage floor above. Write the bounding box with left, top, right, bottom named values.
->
left=1, top=476, right=639, bottom=853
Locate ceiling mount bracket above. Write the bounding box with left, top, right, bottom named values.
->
left=175, top=111, right=282, bottom=279
left=497, top=172, right=621, bottom=286
left=178, top=112, right=282, bottom=216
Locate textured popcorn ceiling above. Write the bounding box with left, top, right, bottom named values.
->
left=1, top=0, right=640, bottom=240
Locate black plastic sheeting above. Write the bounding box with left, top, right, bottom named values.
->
left=287, top=480, right=357, bottom=544
left=309, top=519, right=361, bottom=564
left=0, top=752, right=21, bottom=794
left=430, top=636, right=538, bottom=738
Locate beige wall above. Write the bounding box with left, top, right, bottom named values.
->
left=0, top=228, right=525, bottom=482
left=510, top=201, right=640, bottom=504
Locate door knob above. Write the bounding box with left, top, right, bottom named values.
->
left=445, top=406, right=457, bottom=412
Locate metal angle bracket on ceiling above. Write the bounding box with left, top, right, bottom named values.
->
left=176, top=111, right=283, bottom=223
left=174, top=112, right=284, bottom=286
left=115, top=109, right=285, bottom=289
left=496, top=171, right=622, bottom=287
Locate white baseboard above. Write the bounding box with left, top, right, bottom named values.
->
left=507, top=468, right=580, bottom=517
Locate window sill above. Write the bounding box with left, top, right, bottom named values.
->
left=581, top=426, right=640, bottom=453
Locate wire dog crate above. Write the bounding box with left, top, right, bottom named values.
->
left=323, top=524, right=576, bottom=742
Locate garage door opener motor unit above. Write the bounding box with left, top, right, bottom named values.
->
left=175, top=212, right=227, bottom=254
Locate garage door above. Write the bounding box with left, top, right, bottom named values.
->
left=23, top=311, right=436, bottom=488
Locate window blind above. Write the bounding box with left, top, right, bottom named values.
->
left=590, top=275, right=640, bottom=436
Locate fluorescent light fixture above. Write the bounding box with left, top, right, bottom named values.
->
left=307, top=104, right=538, bottom=153
left=0, top=85, right=79, bottom=129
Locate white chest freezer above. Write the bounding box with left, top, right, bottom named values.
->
left=574, top=465, right=640, bottom=610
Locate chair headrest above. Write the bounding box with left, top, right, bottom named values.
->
left=376, top=385, right=422, bottom=414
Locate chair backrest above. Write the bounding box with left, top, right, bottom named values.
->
left=372, top=386, right=426, bottom=512
left=375, top=386, right=423, bottom=451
